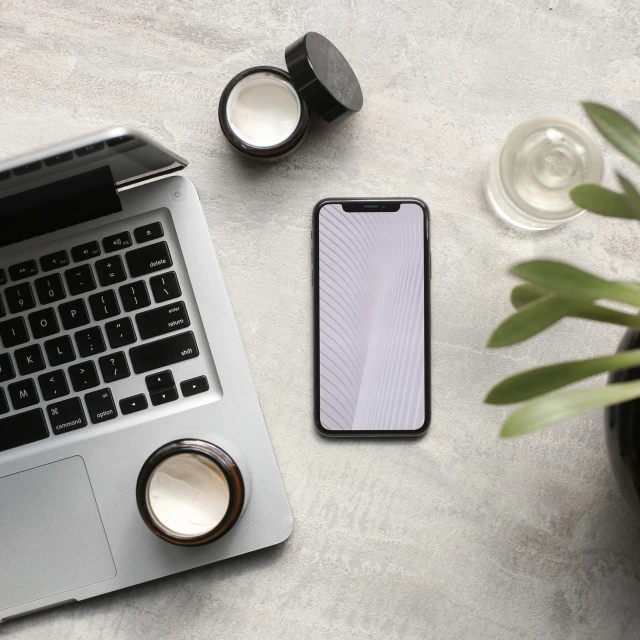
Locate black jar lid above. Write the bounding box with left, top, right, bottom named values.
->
left=285, top=32, right=363, bottom=123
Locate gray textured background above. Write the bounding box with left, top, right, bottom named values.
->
left=2, top=0, right=640, bottom=638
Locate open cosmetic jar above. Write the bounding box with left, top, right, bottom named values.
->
left=136, top=440, right=245, bottom=546
left=220, top=66, right=310, bottom=159
left=219, top=32, right=363, bottom=160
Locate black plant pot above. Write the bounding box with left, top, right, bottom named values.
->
left=606, top=328, right=640, bottom=517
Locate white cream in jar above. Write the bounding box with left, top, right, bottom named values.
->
left=226, top=71, right=302, bottom=148
left=146, top=452, right=231, bottom=538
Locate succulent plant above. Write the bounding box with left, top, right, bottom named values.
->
left=486, top=103, right=640, bottom=437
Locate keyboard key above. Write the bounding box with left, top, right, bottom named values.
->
left=98, top=352, right=130, bottom=383
left=9, top=259, right=38, bottom=281
left=95, top=256, right=126, bottom=287
left=0, top=268, right=6, bottom=285
left=150, top=271, right=182, bottom=304
left=40, top=250, right=70, bottom=272
left=34, top=274, right=66, bottom=305
left=88, top=290, right=120, bottom=321
left=75, top=327, right=106, bottom=357
left=68, top=361, right=100, bottom=392
left=0, top=408, right=48, bottom=452
left=59, top=298, right=90, bottom=330
left=129, top=331, right=199, bottom=374
left=47, top=397, right=87, bottom=435
left=0, top=317, right=29, bottom=348
left=8, top=378, right=39, bottom=410
left=0, top=389, right=8, bottom=415
left=146, top=368, right=179, bottom=407
left=64, top=264, right=96, bottom=296
left=14, top=161, right=41, bottom=176
left=119, top=280, right=150, bottom=312
left=76, top=142, right=105, bottom=156
left=44, top=151, right=73, bottom=166
left=5, top=283, right=36, bottom=313
left=119, top=393, right=148, bottom=415
left=85, top=388, right=118, bottom=424
left=107, top=136, right=133, bottom=147
left=0, top=297, right=4, bottom=318
left=125, top=241, right=173, bottom=278
left=103, top=231, right=133, bottom=253
left=134, top=221, right=164, bottom=244
left=71, top=241, right=101, bottom=262
left=38, top=369, right=70, bottom=401
left=105, top=317, right=136, bottom=348
left=28, top=307, right=60, bottom=339
left=146, top=369, right=174, bottom=393
left=0, top=353, right=15, bottom=382
left=150, top=387, right=179, bottom=406
left=45, top=335, right=76, bottom=366
left=136, top=301, right=190, bottom=340
left=181, top=376, right=209, bottom=397
left=14, top=344, right=46, bottom=376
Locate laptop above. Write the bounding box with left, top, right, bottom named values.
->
left=0, top=128, right=292, bottom=622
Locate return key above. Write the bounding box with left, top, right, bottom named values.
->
left=136, top=301, right=191, bottom=340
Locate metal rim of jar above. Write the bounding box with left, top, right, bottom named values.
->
left=136, top=439, right=245, bottom=547
left=218, top=65, right=311, bottom=159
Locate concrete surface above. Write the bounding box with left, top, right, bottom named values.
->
left=2, top=0, right=640, bottom=638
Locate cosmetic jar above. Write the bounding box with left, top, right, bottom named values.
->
left=219, top=32, right=363, bottom=160
left=136, top=440, right=245, bottom=546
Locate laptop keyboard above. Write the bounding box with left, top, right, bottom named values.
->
left=0, top=220, right=211, bottom=453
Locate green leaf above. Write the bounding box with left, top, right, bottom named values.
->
left=488, top=294, right=583, bottom=347
left=573, top=305, right=640, bottom=328
left=510, top=283, right=640, bottom=329
left=511, top=284, right=547, bottom=308
left=510, top=260, right=640, bottom=307
left=500, top=379, right=640, bottom=437
left=618, top=173, right=640, bottom=216
left=570, top=184, right=640, bottom=220
left=486, top=349, right=640, bottom=405
left=583, top=102, right=640, bottom=166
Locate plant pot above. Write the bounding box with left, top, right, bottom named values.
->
left=605, top=328, right=640, bottom=517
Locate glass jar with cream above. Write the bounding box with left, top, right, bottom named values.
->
left=136, top=440, right=245, bottom=546
left=219, top=32, right=363, bottom=160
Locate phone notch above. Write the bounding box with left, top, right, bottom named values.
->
left=341, top=201, right=401, bottom=212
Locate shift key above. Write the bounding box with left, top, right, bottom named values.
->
left=125, top=241, right=173, bottom=278
left=129, top=331, right=199, bottom=374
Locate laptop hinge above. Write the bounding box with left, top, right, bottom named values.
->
left=0, top=166, right=122, bottom=248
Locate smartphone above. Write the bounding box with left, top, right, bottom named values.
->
left=313, top=198, right=430, bottom=437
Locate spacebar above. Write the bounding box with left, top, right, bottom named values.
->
left=0, top=409, right=49, bottom=452
left=129, top=331, right=199, bottom=374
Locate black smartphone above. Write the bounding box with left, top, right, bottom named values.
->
left=313, top=198, right=431, bottom=437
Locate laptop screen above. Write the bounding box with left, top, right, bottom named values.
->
left=0, top=128, right=187, bottom=247
left=0, top=129, right=187, bottom=200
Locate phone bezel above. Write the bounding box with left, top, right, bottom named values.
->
left=313, top=197, right=431, bottom=438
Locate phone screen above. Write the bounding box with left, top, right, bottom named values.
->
left=315, top=200, right=429, bottom=435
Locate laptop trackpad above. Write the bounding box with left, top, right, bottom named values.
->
left=0, top=456, right=116, bottom=612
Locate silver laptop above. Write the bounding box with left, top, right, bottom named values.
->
left=0, top=128, right=292, bottom=622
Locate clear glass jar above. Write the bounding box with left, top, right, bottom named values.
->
left=485, top=116, right=604, bottom=230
